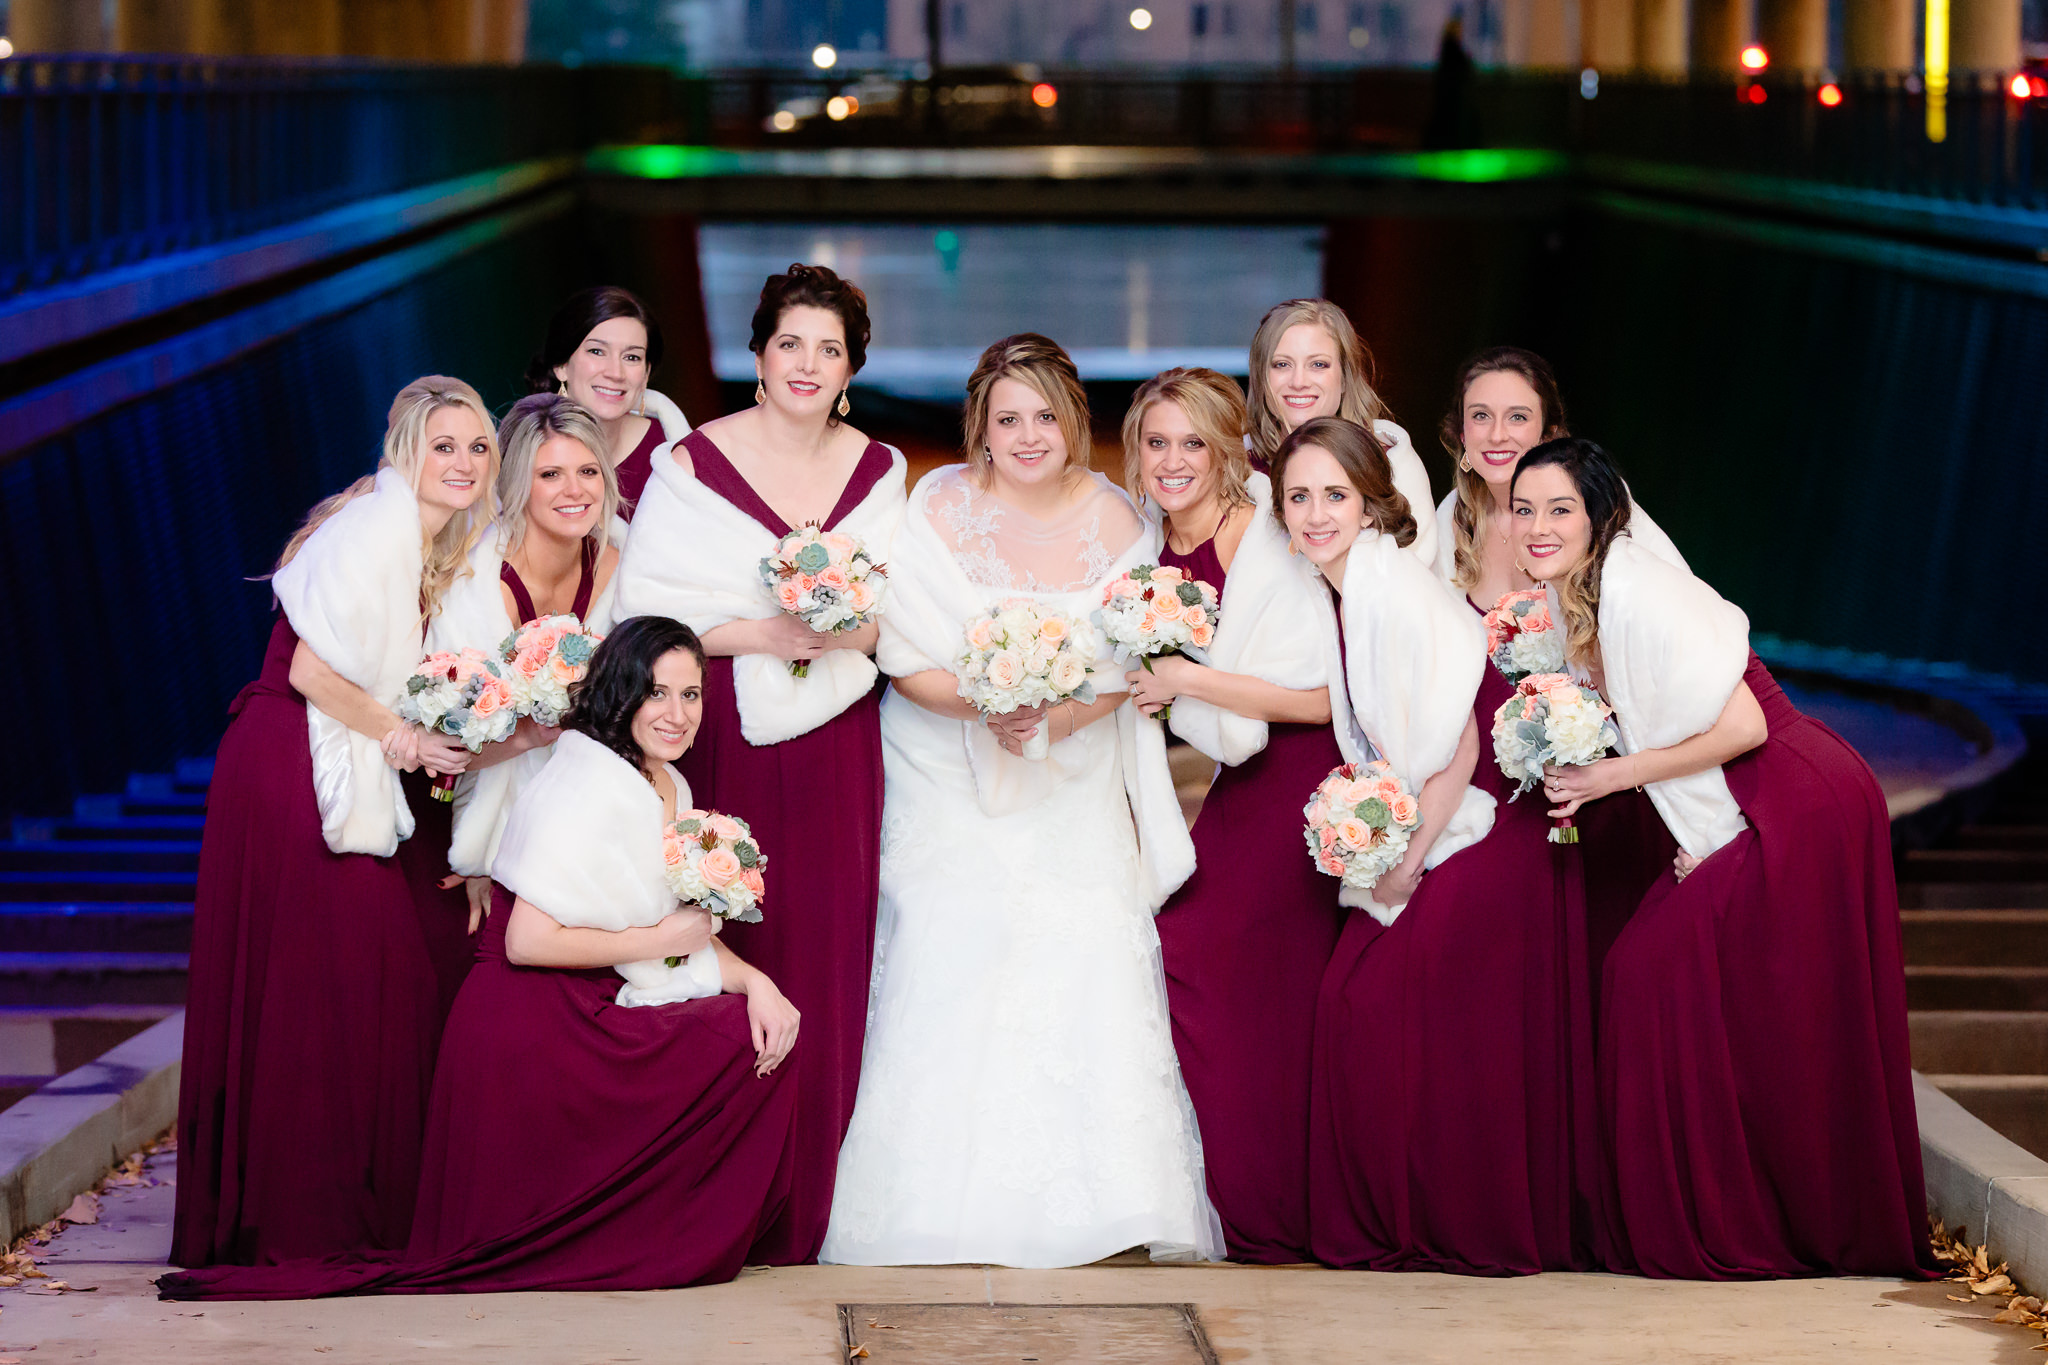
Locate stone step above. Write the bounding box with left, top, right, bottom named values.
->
left=1907, top=965, right=2048, bottom=1012
left=0, top=903, right=193, bottom=953
left=1950, top=825, right=2048, bottom=850
left=0, top=841, right=201, bottom=874
left=50, top=816, right=205, bottom=843
left=0, top=953, right=188, bottom=1007
left=1910, top=1010, right=2048, bottom=1073
left=1902, top=849, right=2048, bottom=883
left=0, top=1005, right=176, bottom=1084
left=1901, top=909, right=2048, bottom=964
left=1924, top=1074, right=2048, bottom=1160
left=1899, top=882, right=2048, bottom=909
left=0, top=870, right=196, bottom=902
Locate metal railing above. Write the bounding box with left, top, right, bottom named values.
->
left=3, top=59, right=2042, bottom=302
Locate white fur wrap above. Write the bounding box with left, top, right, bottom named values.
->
left=613, top=441, right=908, bottom=746
left=1164, top=472, right=1334, bottom=766
left=426, top=522, right=623, bottom=876
left=1597, top=536, right=1752, bottom=860
left=491, top=730, right=722, bottom=1007
left=1322, top=530, right=1497, bottom=925
left=270, top=466, right=423, bottom=857
left=879, top=470, right=1196, bottom=912
left=1374, top=419, right=1441, bottom=573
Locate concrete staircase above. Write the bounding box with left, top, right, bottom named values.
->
left=1906, top=745, right=2048, bottom=1158
left=0, top=760, right=205, bottom=1109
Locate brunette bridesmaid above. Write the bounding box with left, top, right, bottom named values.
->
left=1245, top=298, right=1438, bottom=568
left=1280, top=417, right=1599, bottom=1276
left=161, top=618, right=802, bottom=1299
left=1119, top=370, right=1343, bottom=1263
left=525, top=286, right=689, bottom=516
left=173, top=377, right=499, bottom=1267
left=1513, top=438, right=1932, bottom=1280
left=615, top=264, right=906, bottom=1264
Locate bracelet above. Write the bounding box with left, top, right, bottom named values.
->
left=1061, top=701, right=1077, bottom=740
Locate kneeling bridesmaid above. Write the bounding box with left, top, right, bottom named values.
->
left=1511, top=438, right=1932, bottom=1280
left=162, top=617, right=801, bottom=1298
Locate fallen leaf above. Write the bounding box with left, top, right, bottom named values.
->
left=465, top=1310, right=484, bottom=1320
left=58, top=1195, right=98, bottom=1227
left=1946, top=1294, right=1971, bottom=1302
left=0, top=1277, right=16, bottom=1288
left=314, top=1349, right=332, bottom=1355
left=849, top=1348, right=870, bottom=1360
left=1995, top=1304, right=2038, bottom=1325
left=1974, top=1274, right=2016, bottom=1297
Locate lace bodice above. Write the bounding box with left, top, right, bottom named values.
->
left=922, top=466, right=1146, bottom=594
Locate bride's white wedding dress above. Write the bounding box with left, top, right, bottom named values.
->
left=819, top=466, right=1223, bottom=1269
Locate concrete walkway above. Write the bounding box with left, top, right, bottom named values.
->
left=0, top=1146, right=2033, bottom=1364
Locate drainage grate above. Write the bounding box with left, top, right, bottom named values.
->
left=839, top=1302, right=1218, bottom=1363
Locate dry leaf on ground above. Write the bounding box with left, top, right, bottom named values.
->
left=59, top=1193, right=99, bottom=1225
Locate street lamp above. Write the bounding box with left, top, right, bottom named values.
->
left=812, top=44, right=838, bottom=69
left=1129, top=8, right=1153, bottom=30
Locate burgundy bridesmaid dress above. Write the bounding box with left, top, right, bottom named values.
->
left=1308, top=613, right=1601, bottom=1275
left=612, top=414, right=668, bottom=520
left=173, top=615, right=452, bottom=1267
left=673, top=427, right=892, bottom=1264
left=160, top=886, right=798, bottom=1299
left=1153, top=531, right=1346, bottom=1263
left=1598, top=654, right=1934, bottom=1280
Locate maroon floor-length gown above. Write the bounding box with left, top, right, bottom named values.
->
left=1308, top=622, right=1601, bottom=1276
left=673, top=427, right=892, bottom=1264
left=1153, top=532, right=1346, bottom=1264
left=173, top=616, right=451, bottom=1267
left=613, top=415, right=668, bottom=519
left=161, top=885, right=797, bottom=1299
left=1599, top=654, right=1934, bottom=1280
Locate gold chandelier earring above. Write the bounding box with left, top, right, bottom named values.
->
left=754, top=380, right=766, bottom=405
left=1459, top=450, right=1473, bottom=472
left=837, top=389, right=851, bottom=417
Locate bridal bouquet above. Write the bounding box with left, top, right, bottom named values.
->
left=1481, top=588, right=1564, bottom=682
left=1492, top=672, right=1621, bottom=844
left=497, top=613, right=603, bottom=727
left=656, top=808, right=767, bottom=966
left=1093, top=563, right=1220, bottom=725
left=955, top=599, right=1099, bottom=760
left=759, top=522, right=887, bottom=678
left=1303, top=760, right=1423, bottom=893
left=395, top=648, right=518, bottom=801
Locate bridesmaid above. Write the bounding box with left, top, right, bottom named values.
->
left=429, top=393, right=627, bottom=928
left=1245, top=298, right=1438, bottom=568
left=1513, top=438, right=1932, bottom=1280
left=1428, top=347, right=1674, bottom=1032
left=161, top=618, right=802, bottom=1299
left=1279, top=417, right=1596, bottom=1276
left=173, top=377, right=498, bottom=1267
left=614, top=263, right=906, bottom=1264
left=525, top=286, right=689, bottom=516
left=1118, top=369, right=1343, bottom=1264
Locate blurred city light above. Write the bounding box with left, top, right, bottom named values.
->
left=1925, top=0, right=1949, bottom=142
left=1741, top=45, right=1769, bottom=72
left=1818, top=83, right=1843, bottom=107
left=811, top=44, right=837, bottom=69
left=2012, top=73, right=2037, bottom=99
left=1031, top=82, right=1058, bottom=108
left=772, top=109, right=798, bottom=131
left=1744, top=83, right=1768, bottom=104
left=0, top=38, right=13, bottom=59
left=826, top=96, right=853, bottom=121
left=1129, top=8, right=1154, bottom=30
left=1579, top=68, right=1599, bottom=99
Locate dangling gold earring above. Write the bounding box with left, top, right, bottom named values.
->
left=1459, top=451, right=1473, bottom=472
left=754, top=381, right=766, bottom=405
left=837, top=390, right=851, bottom=417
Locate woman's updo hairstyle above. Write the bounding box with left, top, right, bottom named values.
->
left=1268, top=416, right=1418, bottom=548
left=561, top=615, right=708, bottom=773
left=1442, top=346, right=1569, bottom=592
left=750, top=263, right=871, bottom=372
left=1508, top=437, right=1633, bottom=667
left=525, top=286, right=665, bottom=395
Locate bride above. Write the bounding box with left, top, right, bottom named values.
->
left=820, top=335, right=1223, bottom=1269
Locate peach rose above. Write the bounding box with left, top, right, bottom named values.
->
left=739, top=867, right=766, bottom=900
left=1184, top=607, right=1207, bottom=630
left=984, top=650, right=1023, bottom=691
left=662, top=835, right=686, bottom=867
left=706, top=813, right=744, bottom=842
left=1306, top=797, right=1329, bottom=826
left=1335, top=817, right=1373, bottom=851
left=1037, top=615, right=1069, bottom=645
left=822, top=532, right=857, bottom=558
left=776, top=582, right=806, bottom=613
left=549, top=655, right=579, bottom=683
left=1151, top=592, right=1185, bottom=622
left=1109, top=578, right=1143, bottom=599
left=1189, top=622, right=1214, bottom=648
left=1340, top=778, right=1377, bottom=808
left=1319, top=826, right=1338, bottom=850
left=698, top=847, right=742, bottom=888
left=817, top=565, right=851, bottom=593
left=514, top=649, right=545, bottom=680
left=1140, top=609, right=1160, bottom=634
left=1320, top=852, right=1348, bottom=877
left=1522, top=602, right=1553, bottom=633
left=1152, top=566, right=1185, bottom=585
left=967, top=617, right=998, bottom=651
left=845, top=580, right=876, bottom=613
left=1389, top=792, right=1420, bottom=826
left=473, top=688, right=503, bottom=717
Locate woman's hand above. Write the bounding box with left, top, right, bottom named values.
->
left=1544, top=756, right=1625, bottom=820
left=1375, top=860, right=1423, bottom=910
left=648, top=906, right=715, bottom=962
left=1674, top=849, right=1702, bottom=882
left=381, top=724, right=423, bottom=772
left=416, top=730, right=475, bottom=779
left=984, top=703, right=1050, bottom=755
left=744, top=975, right=801, bottom=1078
left=463, top=876, right=492, bottom=934
left=755, top=613, right=835, bottom=664
left=1125, top=654, right=1199, bottom=717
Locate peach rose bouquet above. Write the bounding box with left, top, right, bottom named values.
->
left=1091, top=563, right=1221, bottom=725
left=1492, top=672, right=1621, bottom=844
left=1481, top=588, right=1564, bottom=682
left=656, top=808, right=767, bottom=968
left=496, top=613, right=604, bottom=727
left=394, top=647, right=518, bottom=802
left=1303, top=760, right=1423, bottom=893
left=758, top=521, right=888, bottom=678
left=955, top=598, right=1100, bottom=760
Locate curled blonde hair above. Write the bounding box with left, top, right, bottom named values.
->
left=495, top=393, right=620, bottom=557
left=962, top=333, right=1092, bottom=480
left=1246, top=298, right=1389, bottom=465
left=1119, top=368, right=1253, bottom=516
left=276, top=376, right=501, bottom=622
